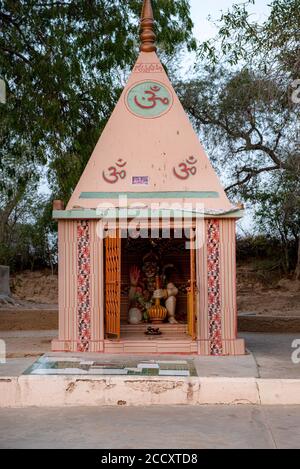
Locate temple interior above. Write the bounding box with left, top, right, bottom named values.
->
left=102, top=231, right=191, bottom=341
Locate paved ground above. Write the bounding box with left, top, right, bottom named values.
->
left=0, top=331, right=299, bottom=379
left=0, top=329, right=56, bottom=358
left=0, top=405, right=299, bottom=449
left=240, top=332, right=300, bottom=379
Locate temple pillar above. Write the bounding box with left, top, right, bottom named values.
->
left=89, top=220, right=105, bottom=352
left=219, top=219, right=245, bottom=355
left=196, top=218, right=210, bottom=355
left=52, top=219, right=105, bottom=353
left=52, top=220, right=78, bottom=352
left=196, top=218, right=245, bottom=356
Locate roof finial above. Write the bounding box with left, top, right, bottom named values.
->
left=140, top=0, right=157, bottom=53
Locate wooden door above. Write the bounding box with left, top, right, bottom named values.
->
left=105, top=231, right=121, bottom=338
left=187, top=231, right=197, bottom=339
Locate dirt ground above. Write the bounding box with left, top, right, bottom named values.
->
left=10, top=270, right=58, bottom=305
left=237, top=274, right=300, bottom=317
left=1, top=268, right=300, bottom=319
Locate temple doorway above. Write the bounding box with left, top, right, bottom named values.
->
left=104, top=230, right=197, bottom=352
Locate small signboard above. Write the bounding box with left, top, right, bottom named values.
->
left=0, top=79, right=6, bottom=104
left=132, top=176, right=149, bottom=186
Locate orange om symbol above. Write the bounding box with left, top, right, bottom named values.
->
left=134, top=85, right=170, bottom=109
left=102, top=159, right=127, bottom=184
left=173, top=156, right=198, bottom=180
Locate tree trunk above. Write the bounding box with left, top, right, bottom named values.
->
left=295, top=237, right=300, bottom=281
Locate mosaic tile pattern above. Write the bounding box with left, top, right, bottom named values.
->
left=207, top=220, right=223, bottom=356
left=77, top=221, right=91, bottom=352
left=24, top=356, right=197, bottom=377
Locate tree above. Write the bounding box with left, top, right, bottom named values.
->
left=198, top=0, right=299, bottom=77
left=0, top=0, right=196, bottom=202
left=0, top=1, right=196, bottom=270
left=255, top=173, right=300, bottom=274
left=176, top=0, right=300, bottom=274
left=176, top=66, right=299, bottom=196
left=0, top=136, right=39, bottom=250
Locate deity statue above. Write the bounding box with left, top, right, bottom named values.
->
left=128, top=265, right=143, bottom=325
left=153, top=264, right=179, bottom=324
left=128, top=252, right=178, bottom=325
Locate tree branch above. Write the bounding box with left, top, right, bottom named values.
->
left=186, top=101, right=289, bottom=170
left=225, top=165, right=279, bottom=192
left=1, top=46, right=31, bottom=64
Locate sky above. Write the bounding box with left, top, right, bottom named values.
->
left=187, top=1, right=273, bottom=233
left=189, top=0, right=271, bottom=42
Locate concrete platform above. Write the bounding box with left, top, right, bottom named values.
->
left=0, top=332, right=299, bottom=407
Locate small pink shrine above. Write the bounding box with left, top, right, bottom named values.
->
left=52, top=0, right=246, bottom=356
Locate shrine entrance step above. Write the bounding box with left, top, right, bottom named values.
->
left=121, top=323, right=188, bottom=333
left=104, top=338, right=198, bottom=354
left=104, top=322, right=195, bottom=354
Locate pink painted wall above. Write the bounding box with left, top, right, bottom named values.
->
left=56, top=221, right=77, bottom=351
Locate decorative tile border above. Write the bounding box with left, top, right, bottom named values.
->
left=77, top=221, right=91, bottom=352
left=207, top=220, right=223, bottom=355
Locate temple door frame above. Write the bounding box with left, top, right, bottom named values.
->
left=104, top=229, right=121, bottom=339
left=187, top=227, right=197, bottom=340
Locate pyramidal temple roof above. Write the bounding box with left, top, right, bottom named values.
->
left=66, top=0, right=235, bottom=213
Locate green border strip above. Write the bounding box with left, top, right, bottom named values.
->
left=79, top=191, right=220, bottom=199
